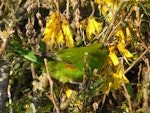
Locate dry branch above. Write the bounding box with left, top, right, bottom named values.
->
left=44, top=58, right=60, bottom=113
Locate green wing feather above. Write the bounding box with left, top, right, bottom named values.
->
left=57, top=43, right=107, bottom=71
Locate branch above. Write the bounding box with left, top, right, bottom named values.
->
left=0, top=31, right=9, bottom=55
left=125, top=49, right=148, bottom=74
left=142, top=59, right=150, bottom=113
left=137, top=63, right=142, bottom=104
left=120, top=58, right=133, bottom=113
left=0, top=25, right=14, bottom=55
left=44, top=58, right=60, bottom=113
left=122, top=80, right=133, bottom=113
left=101, top=0, right=128, bottom=43
left=0, top=61, right=10, bottom=111
left=82, top=52, right=88, bottom=87
left=99, top=94, right=107, bottom=112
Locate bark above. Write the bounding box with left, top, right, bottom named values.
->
left=0, top=60, right=9, bottom=112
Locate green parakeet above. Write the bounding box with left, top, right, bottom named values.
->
left=9, top=43, right=108, bottom=83
left=49, top=43, right=108, bottom=83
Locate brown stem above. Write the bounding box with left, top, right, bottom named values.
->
left=66, top=0, right=70, bottom=19
left=122, top=79, right=133, bottom=113
left=82, top=52, right=88, bottom=87
left=137, top=63, right=142, bottom=105
left=101, top=0, right=128, bottom=43
left=44, top=58, right=60, bottom=113
left=0, top=26, right=14, bottom=55
left=0, top=61, right=10, bottom=111
left=142, top=59, right=150, bottom=113
left=125, top=49, right=148, bottom=74
left=0, top=32, right=9, bottom=55
left=99, top=94, right=107, bottom=113
left=121, top=59, right=133, bottom=113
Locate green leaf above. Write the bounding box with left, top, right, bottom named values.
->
left=126, top=84, right=134, bottom=98
left=24, top=52, right=43, bottom=65
left=9, top=43, right=44, bottom=65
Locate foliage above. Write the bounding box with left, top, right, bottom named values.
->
left=0, top=0, right=150, bottom=113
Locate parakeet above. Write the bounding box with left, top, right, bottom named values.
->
left=9, top=43, right=108, bottom=83
left=48, top=43, right=108, bottom=83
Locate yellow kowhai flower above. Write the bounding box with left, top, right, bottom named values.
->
left=94, top=0, right=102, bottom=4
left=125, top=26, right=133, bottom=42
left=0, top=30, right=8, bottom=40
left=50, top=12, right=58, bottom=20
left=86, top=21, right=95, bottom=40
left=62, top=20, right=74, bottom=48
left=109, top=46, right=119, bottom=66
left=86, top=17, right=102, bottom=40
left=115, top=28, right=125, bottom=43
left=57, top=30, right=64, bottom=43
left=100, top=62, right=129, bottom=93
left=65, top=86, right=73, bottom=98
left=126, top=27, right=132, bottom=38
left=24, top=104, right=30, bottom=111
left=95, top=0, right=120, bottom=22
left=111, top=65, right=129, bottom=90
left=117, top=42, right=133, bottom=58
left=42, top=12, right=74, bottom=49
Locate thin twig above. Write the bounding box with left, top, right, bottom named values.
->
left=66, top=0, right=70, bottom=19
left=82, top=52, right=88, bottom=86
left=0, top=26, right=14, bottom=55
left=99, top=94, right=107, bottom=113
left=0, top=32, right=9, bottom=55
left=140, top=41, right=150, bottom=54
left=7, top=81, right=12, bottom=113
left=125, top=49, right=148, bottom=74
left=90, top=0, right=95, bottom=17
left=54, top=0, right=60, bottom=12
left=121, top=59, right=133, bottom=113
left=137, top=63, right=142, bottom=105
left=142, top=59, right=150, bottom=113
left=60, top=91, right=76, bottom=110
left=44, top=58, right=60, bottom=113
left=31, top=63, right=38, bottom=80
left=122, top=79, right=133, bottom=113
left=101, top=0, right=128, bottom=43
left=30, top=62, right=41, bottom=106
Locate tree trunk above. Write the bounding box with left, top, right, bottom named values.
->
left=0, top=60, right=9, bottom=112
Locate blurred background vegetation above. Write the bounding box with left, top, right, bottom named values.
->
left=0, top=0, right=150, bottom=113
